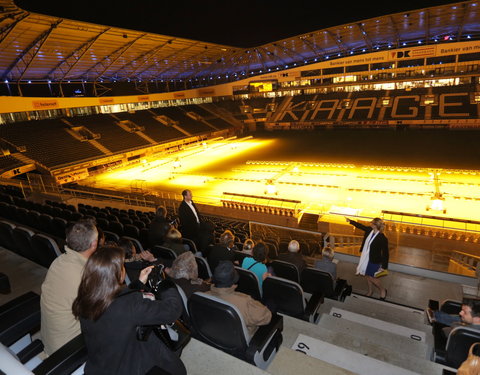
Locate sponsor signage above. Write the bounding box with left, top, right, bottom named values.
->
left=32, top=99, right=59, bottom=109
left=99, top=98, right=114, bottom=104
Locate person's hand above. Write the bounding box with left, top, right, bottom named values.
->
left=139, top=250, right=157, bottom=262
left=139, top=266, right=154, bottom=284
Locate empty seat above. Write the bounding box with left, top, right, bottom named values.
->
left=195, top=256, right=212, bottom=280
left=270, top=260, right=300, bottom=283
left=95, top=218, right=109, bottom=231
left=12, top=227, right=36, bottom=262
left=301, top=267, right=340, bottom=300
left=38, top=214, right=53, bottom=234
left=50, top=217, right=68, bottom=238
left=151, top=245, right=177, bottom=260
left=108, top=221, right=124, bottom=237
left=124, top=224, right=139, bottom=239
left=30, top=233, right=62, bottom=268
left=435, top=326, right=480, bottom=368
left=188, top=292, right=283, bottom=369
left=235, top=267, right=262, bottom=301
left=0, top=220, right=16, bottom=251
left=262, top=276, right=323, bottom=323
left=0, top=291, right=40, bottom=347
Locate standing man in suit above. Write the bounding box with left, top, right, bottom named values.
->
left=178, top=189, right=201, bottom=247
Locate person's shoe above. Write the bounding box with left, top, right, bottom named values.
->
left=425, top=307, right=436, bottom=324
left=380, top=289, right=387, bottom=301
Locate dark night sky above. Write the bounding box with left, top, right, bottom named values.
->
left=15, top=0, right=460, bottom=47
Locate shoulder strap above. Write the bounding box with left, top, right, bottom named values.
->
left=247, top=261, right=261, bottom=270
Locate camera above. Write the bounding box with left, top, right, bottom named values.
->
left=147, top=264, right=165, bottom=294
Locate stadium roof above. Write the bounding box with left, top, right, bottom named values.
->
left=0, top=0, right=479, bottom=86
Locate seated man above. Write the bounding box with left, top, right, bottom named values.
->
left=207, top=230, right=236, bottom=271
left=40, top=220, right=98, bottom=355
left=206, top=261, right=271, bottom=336
left=314, top=246, right=337, bottom=282
left=277, top=240, right=307, bottom=276
left=428, top=299, right=480, bottom=347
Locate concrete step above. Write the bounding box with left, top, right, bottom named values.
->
left=267, top=346, right=356, bottom=375
left=319, top=299, right=432, bottom=338
left=317, top=313, right=429, bottom=359
left=281, top=315, right=447, bottom=373
left=344, top=294, right=427, bottom=325
left=288, top=332, right=452, bottom=375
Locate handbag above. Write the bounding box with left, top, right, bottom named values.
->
left=457, top=342, right=480, bottom=375
left=137, top=319, right=191, bottom=353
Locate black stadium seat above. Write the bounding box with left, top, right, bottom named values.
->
left=262, top=276, right=323, bottom=323
left=124, top=224, right=139, bottom=239
left=30, top=233, right=62, bottom=268
left=12, top=226, right=36, bottom=262
left=195, top=256, right=212, bottom=280
left=270, top=260, right=300, bottom=283
left=235, top=267, right=262, bottom=301
left=0, top=291, right=40, bottom=347
left=188, top=292, right=283, bottom=369
left=50, top=217, right=67, bottom=239
left=435, top=326, right=480, bottom=368
left=301, top=267, right=343, bottom=300
left=0, top=220, right=16, bottom=251
left=151, top=245, right=177, bottom=260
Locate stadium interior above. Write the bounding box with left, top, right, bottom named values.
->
left=1, top=0, right=480, bottom=373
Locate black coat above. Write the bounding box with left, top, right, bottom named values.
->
left=349, top=219, right=389, bottom=269
left=277, top=252, right=307, bottom=276
left=80, top=287, right=186, bottom=375
left=207, top=244, right=236, bottom=272
left=178, top=200, right=201, bottom=242
left=148, top=217, right=170, bottom=248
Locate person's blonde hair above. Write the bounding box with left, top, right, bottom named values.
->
left=371, top=217, right=385, bottom=232
left=243, top=239, right=255, bottom=252
left=166, top=227, right=182, bottom=240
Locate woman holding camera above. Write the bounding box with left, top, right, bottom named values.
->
left=72, top=246, right=186, bottom=375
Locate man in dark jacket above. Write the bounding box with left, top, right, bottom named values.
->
left=178, top=190, right=201, bottom=246
left=277, top=240, right=307, bottom=276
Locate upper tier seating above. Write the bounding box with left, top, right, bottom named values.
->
left=0, top=119, right=104, bottom=168
left=68, top=114, right=150, bottom=152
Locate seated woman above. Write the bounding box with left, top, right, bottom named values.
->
left=167, top=251, right=210, bottom=298
left=163, top=228, right=189, bottom=256
left=72, top=246, right=186, bottom=375
left=241, top=242, right=271, bottom=289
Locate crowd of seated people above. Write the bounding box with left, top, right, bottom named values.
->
left=0, top=185, right=359, bottom=373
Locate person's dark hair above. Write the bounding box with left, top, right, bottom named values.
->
left=181, top=189, right=190, bottom=198
left=155, top=206, right=167, bottom=218
left=252, top=242, right=268, bottom=263
left=118, top=238, right=135, bottom=259
left=96, top=227, right=105, bottom=247
left=72, top=246, right=125, bottom=321
left=466, top=300, right=480, bottom=317
left=66, top=220, right=98, bottom=252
